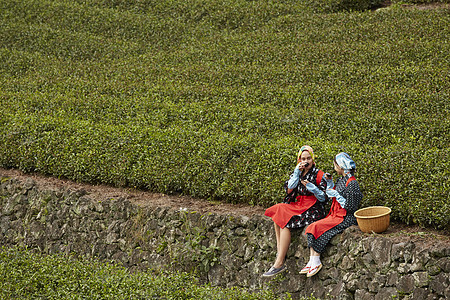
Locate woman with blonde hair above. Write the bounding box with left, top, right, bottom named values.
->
left=262, top=145, right=329, bottom=277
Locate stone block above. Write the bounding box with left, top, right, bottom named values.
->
left=346, top=279, right=359, bottom=292
left=411, top=250, right=430, bottom=272
left=392, top=241, right=413, bottom=263
left=349, top=239, right=364, bottom=256
left=243, top=244, right=255, bottom=262
left=426, top=263, right=441, bottom=276
left=374, top=287, right=398, bottom=300
left=386, top=270, right=399, bottom=287
left=413, top=271, right=430, bottom=287
left=4, top=193, right=24, bottom=215
left=354, top=289, right=375, bottom=300
left=329, top=281, right=345, bottom=297
left=208, top=264, right=226, bottom=286
left=283, top=274, right=306, bottom=293
left=340, top=255, right=355, bottom=270
left=398, top=262, right=411, bottom=274
left=411, top=287, right=433, bottom=299
left=437, top=257, right=450, bottom=273
left=398, top=274, right=415, bottom=294
left=0, top=215, right=11, bottom=233
left=430, top=273, right=449, bottom=297
left=368, top=274, right=387, bottom=293
left=370, top=237, right=393, bottom=268
left=106, top=232, right=119, bottom=244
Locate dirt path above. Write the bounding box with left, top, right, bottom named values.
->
left=1, top=167, right=448, bottom=247
left=0, top=167, right=265, bottom=217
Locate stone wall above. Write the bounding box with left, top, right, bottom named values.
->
left=0, top=175, right=448, bottom=299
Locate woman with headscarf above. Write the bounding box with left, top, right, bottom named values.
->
left=262, top=145, right=329, bottom=277
left=302, top=152, right=363, bottom=277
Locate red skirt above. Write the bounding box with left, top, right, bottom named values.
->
left=264, top=195, right=317, bottom=229
left=305, top=198, right=346, bottom=239
left=305, top=176, right=355, bottom=239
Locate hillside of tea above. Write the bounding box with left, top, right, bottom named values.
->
left=0, top=0, right=449, bottom=229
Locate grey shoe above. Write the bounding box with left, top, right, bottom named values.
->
left=262, top=265, right=287, bottom=277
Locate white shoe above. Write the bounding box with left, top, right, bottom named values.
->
left=300, top=264, right=310, bottom=274
left=307, top=263, right=322, bottom=277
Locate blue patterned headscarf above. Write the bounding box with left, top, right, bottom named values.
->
left=335, top=152, right=356, bottom=173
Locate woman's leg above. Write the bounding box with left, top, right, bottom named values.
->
left=273, top=227, right=291, bottom=268
left=307, top=246, right=322, bottom=277
left=274, top=222, right=281, bottom=253
left=310, top=247, right=320, bottom=257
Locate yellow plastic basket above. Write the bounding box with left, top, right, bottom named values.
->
left=354, top=206, right=391, bottom=233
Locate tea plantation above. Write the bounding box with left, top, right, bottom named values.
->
left=0, top=0, right=449, bottom=230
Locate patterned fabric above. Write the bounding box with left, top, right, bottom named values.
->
left=286, top=166, right=327, bottom=198
left=307, top=173, right=363, bottom=253
left=285, top=201, right=326, bottom=229
left=335, top=152, right=356, bottom=173
left=283, top=166, right=328, bottom=229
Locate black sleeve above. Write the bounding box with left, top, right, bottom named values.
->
left=344, top=180, right=363, bottom=214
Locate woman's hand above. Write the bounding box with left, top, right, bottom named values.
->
left=297, top=162, right=309, bottom=170
left=303, top=180, right=326, bottom=202
left=324, top=173, right=334, bottom=189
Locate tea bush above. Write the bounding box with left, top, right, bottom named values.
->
left=0, top=246, right=288, bottom=299
left=0, top=0, right=448, bottom=229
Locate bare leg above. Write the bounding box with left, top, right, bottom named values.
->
left=274, top=222, right=281, bottom=253
left=310, top=247, right=320, bottom=257
left=273, top=227, right=291, bottom=268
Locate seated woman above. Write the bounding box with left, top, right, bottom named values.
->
left=302, top=152, right=363, bottom=277
left=262, top=145, right=329, bottom=277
